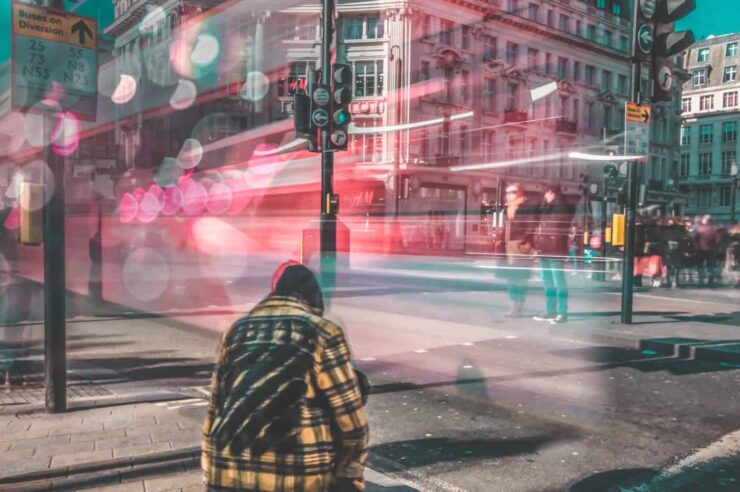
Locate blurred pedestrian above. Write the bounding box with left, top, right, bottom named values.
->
left=202, top=262, right=369, bottom=492
left=533, top=185, right=575, bottom=324
left=694, top=214, right=719, bottom=287
left=501, top=183, right=537, bottom=318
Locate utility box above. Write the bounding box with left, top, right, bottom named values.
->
left=19, top=181, right=43, bottom=245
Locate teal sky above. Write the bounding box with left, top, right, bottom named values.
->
left=677, top=0, right=739, bottom=40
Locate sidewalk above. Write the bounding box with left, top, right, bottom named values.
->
left=0, top=398, right=416, bottom=491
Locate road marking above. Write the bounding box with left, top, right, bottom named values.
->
left=636, top=428, right=740, bottom=491
left=606, top=291, right=731, bottom=306
left=666, top=428, right=740, bottom=473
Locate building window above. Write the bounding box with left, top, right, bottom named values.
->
left=700, top=124, right=714, bottom=144
left=558, top=57, right=568, bottom=79
left=506, top=83, right=519, bottom=111
left=483, top=35, right=497, bottom=60
left=699, top=153, right=713, bottom=176
left=602, top=70, right=612, bottom=92
left=547, top=10, right=555, bottom=27
left=724, top=66, right=737, bottom=82
left=421, top=15, right=432, bottom=39
left=528, top=3, right=540, bottom=22
left=727, top=42, right=738, bottom=57
left=618, top=74, right=627, bottom=95
left=693, top=69, right=707, bottom=87
left=619, top=35, right=628, bottom=52
left=440, top=19, right=453, bottom=45
left=545, top=53, right=553, bottom=75
left=682, top=97, right=691, bottom=113
left=528, top=48, right=539, bottom=70
left=680, top=155, right=690, bottom=176
left=585, top=65, right=595, bottom=85
left=681, top=126, right=690, bottom=146
left=354, top=60, right=384, bottom=97
left=586, top=24, right=595, bottom=41
left=484, top=78, right=497, bottom=113
left=596, top=0, right=606, bottom=8
left=572, top=98, right=580, bottom=124
left=366, top=16, right=383, bottom=38
left=506, top=42, right=519, bottom=65
left=576, top=20, right=582, bottom=36
left=724, top=91, right=738, bottom=108
left=573, top=61, right=581, bottom=81
left=586, top=102, right=595, bottom=128
left=612, top=2, right=623, bottom=16
left=697, top=48, right=710, bottom=63
left=461, top=70, right=470, bottom=103
left=420, top=60, right=430, bottom=96
left=483, top=131, right=495, bottom=161
left=603, top=30, right=612, bottom=47
left=559, top=14, right=569, bottom=32
left=462, top=26, right=471, bottom=51
left=723, top=150, right=737, bottom=175
left=508, top=0, right=520, bottom=13
left=723, top=121, right=737, bottom=142
left=700, top=95, right=714, bottom=111
left=721, top=187, right=733, bottom=207
left=698, top=189, right=712, bottom=207
left=346, top=16, right=383, bottom=39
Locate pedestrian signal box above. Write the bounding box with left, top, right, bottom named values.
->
left=612, top=214, right=626, bottom=247
left=19, top=182, right=43, bottom=245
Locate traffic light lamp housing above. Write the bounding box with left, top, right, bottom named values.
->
left=651, top=0, right=696, bottom=102
left=329, top=63, right=352, bottom=151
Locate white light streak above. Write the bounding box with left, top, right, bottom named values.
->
left=568, top=152, right=647, bottom=162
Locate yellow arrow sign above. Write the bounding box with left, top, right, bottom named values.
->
left=626, top=102, right=651, bottom=124
left=12, top=2, right=97, bottom=48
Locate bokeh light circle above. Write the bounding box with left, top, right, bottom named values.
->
left=177, top=139, right=203, bottom=169
left=240, top=71, right=271, bottom=102
left=170, top=79, right=197, bottom=110
left=0, top=113, right=27, bottom=155
left=190, top=34, right=220, bottom=67
left=122, top=247, right=171, bottom=302
left=111, top=75, right=138, bottom=104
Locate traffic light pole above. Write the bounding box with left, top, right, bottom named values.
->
left=43, top=0, right=67, bottom=413
left=621, top=60, right=642, bottom=325
left=320, top=0, right=336, bottom=289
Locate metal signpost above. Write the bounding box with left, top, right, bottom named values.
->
left=621, top=101, right=651, bottom=325
left=11, top=0, right=97, bottom=412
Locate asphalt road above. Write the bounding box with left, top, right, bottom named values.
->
left=3, top=262, right=739, bottom=491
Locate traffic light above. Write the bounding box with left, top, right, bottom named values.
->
left=293, top=70, right=321, bottom=151
left=652, top=0, right=696, bottom=102
left=632, top=0, right=657, bottom=64
left=329, top=63, right=352, bottom=151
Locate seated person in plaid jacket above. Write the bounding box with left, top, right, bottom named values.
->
left=202, top=262, right=369, bottom=491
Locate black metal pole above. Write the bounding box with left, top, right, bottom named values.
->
left=42, top=0, right=67, bottom=413
left=730, top=175, right=737, bottom=225
left=621, top=58, right=641, bottom=324
left=319, top=0, right=336, bottom=289
left=597, top=177, right=608, bottom=281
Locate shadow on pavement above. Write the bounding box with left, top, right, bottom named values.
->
left=550, top=345, right=740, bottom=376
left=370, top=436, right=554, bottom=469
left=567, top=468, right=660, bottom=492
left=76, top=355, right=214, bottom=383
left=667, top=311, right=740, bottom=328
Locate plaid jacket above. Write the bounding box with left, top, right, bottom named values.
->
left=202, top=295, right=369, bottom=491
